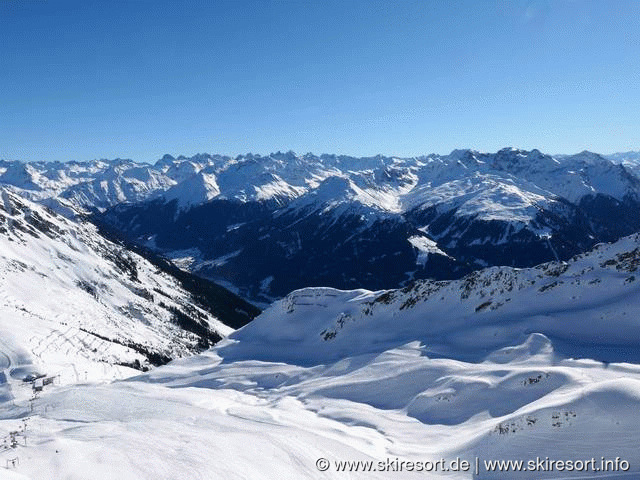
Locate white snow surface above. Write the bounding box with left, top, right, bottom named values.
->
left=2, top=229, right=640, bottom=478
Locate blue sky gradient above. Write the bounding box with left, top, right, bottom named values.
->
left=1, top=0, right=639, bottom=162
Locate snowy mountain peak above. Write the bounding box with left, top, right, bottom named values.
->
left=570, top=150, right=608, bottom=164
left=162, top=171, right=220, bottom=208
left=0, top=162, right=43, bottom=191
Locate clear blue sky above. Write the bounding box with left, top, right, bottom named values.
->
left=1, top=0, right=639, bottom=162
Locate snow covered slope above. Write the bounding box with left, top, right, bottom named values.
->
left=0, top=186, right=257, bottom=388
left=1, top=234, right=640, bottom=479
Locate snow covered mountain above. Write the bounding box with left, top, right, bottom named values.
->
left=60, top=162, right=176, bottom=210
left=607, top=150, right=640, bottom=177
left=2, top=149, right=639, bottom=212
left=0, top=186, right=258, bottom=385
left=89, top=148, right=640, bottom=303
left=2, top=233, right=640, bottom=479
left=3, top=148, right=640, bottom=303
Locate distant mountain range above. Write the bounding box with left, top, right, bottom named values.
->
left=604, top=150, right=640, bottom=176
left=2, top=148, right=640, bottom=304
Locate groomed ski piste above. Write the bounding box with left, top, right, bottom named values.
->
left=1, top=188, right=640, bottom=479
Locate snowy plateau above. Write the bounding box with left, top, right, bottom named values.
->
left=0, top=149, right=639, bottom=479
